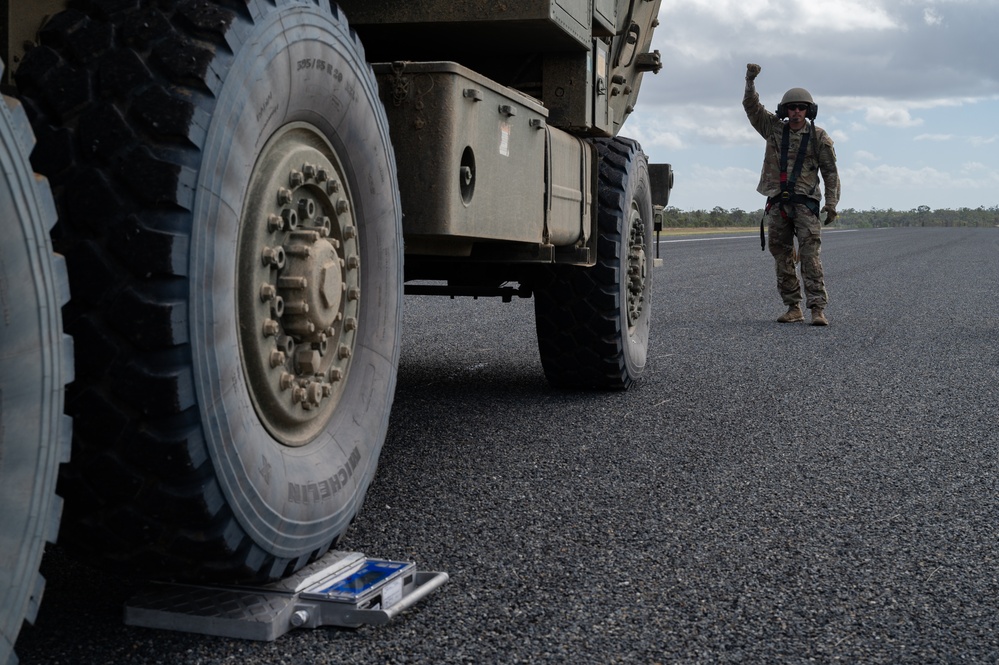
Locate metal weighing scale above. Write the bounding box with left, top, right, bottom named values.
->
left=124, top=551, right=448, bottom=641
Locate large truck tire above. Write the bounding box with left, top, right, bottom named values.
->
left=0, top=61, right=72, bottom=664
left=533, top=137, right=653, bottom=390
left=15, top=1, right=402, bottom=583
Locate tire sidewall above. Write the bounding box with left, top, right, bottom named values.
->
left=0, top=79, right=67, bottom=659
left=619, top=146, right=653, bottom=379
left=189, top=6, right=402, bottom=558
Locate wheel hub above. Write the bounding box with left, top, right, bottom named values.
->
left=626, top=205, right=648, bottom=331
left=238, top=124, right=361, bottom=446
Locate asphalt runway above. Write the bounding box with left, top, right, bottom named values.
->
left=16, top=227, right=999, bottom=664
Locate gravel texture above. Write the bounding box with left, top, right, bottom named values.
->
left=17, top=227, right=999, bottom=664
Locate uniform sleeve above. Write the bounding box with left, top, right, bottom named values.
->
left=818, top=134, right=840, bottom=208
left=743, top=79, right=775, bottom=139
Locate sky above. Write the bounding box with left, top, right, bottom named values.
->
left=622, top=0, right=999, bottom=212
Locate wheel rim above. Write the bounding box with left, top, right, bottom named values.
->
left=626, top=201, right=648, bottom=333
left=237, top=122, right=361, bottom=447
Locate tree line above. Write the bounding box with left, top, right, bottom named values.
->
left=660, top=205, right=999, bottom=229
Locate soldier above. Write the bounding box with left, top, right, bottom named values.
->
left=744, top=63, right=839, bottom=326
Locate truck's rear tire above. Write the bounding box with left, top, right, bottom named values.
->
left=533, top=138, right=653, bottom=389
left=0, top=62, right=72, bottom=663
left=16, top=1, right=402, bottom=582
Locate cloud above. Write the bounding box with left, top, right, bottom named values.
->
left=960, top=162, right=994, bottom=175
left=675, top=0, right=898, bottom=34
left=624, top=106, right=760, bottom=150
left=913, top=132, right=998, bottom=146
left=665, top=163, right=763, bottom=210
left=652, top=0, right=999, bottom=104
left=630, top=0, right=999, bottom=209
left=865, top=107, right=923, bottom=127
left=843, top=161, right=999, bottom=197
left=969, top=135, right=998, bottom=146
left=830, top=129, right=850, bottom=144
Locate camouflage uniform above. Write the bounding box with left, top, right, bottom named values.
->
left=744, top=81, right=839, bottom=310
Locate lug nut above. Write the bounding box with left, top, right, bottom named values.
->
left=317, top=216, right=332, bottom=237
left=298, top=198, right=315, bottom=220
left=276, top=335, right=295, bottom=354
left=307, top=382, right=323, bottom=405
left=314, top=335, right=328, bottom=355
left=261, top=246, right=286, bottom=269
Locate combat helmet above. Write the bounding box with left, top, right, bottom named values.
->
left=777, top=87, right=818, bottom=120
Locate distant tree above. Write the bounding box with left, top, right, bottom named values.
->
left=659, top=204, right=999, bottom=229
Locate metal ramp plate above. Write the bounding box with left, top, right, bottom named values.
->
left=124, top=551, right=448, bottom=641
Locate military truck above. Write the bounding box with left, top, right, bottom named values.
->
left=1, top=0, right=669, bottom=658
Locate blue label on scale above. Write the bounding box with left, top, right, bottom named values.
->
left=313, top=560, right=410, bottom=599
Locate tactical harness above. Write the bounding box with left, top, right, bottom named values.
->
left=760, top=122, right=821, bottom=250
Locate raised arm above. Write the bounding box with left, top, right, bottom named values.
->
left=743, top=63, right=772, bottom=138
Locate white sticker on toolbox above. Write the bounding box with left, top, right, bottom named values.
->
left=499, top=122, right=511, bottom=157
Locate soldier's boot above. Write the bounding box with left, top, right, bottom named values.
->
left=777, top=304, right=804, bottom=323
left=810, top=307, right=828, bottom=326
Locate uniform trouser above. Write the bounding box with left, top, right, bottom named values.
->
left=767, top=202, right=827, bottom=309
